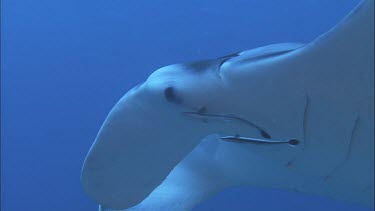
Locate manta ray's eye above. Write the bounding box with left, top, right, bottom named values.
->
left=164, top=86, right=181, bottom=104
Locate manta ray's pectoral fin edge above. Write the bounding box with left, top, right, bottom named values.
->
left=323, top=114, right=360, bottom=182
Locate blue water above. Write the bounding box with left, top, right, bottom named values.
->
left=1, top=0, right=372, bottom=210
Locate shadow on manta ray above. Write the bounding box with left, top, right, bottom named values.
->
left=81, top=0, right=374, bottom=210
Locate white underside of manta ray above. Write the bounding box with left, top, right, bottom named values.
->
left=81, top=0, right=374, bottom=210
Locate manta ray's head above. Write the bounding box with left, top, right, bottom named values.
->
left=81, top=60, right=234, bottom=210
left=81, top=54, right=302, bottom=210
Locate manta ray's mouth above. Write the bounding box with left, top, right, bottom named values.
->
left=183, top=107, right=299, bottom=147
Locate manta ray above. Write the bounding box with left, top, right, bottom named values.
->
left=81, top=0, right=374, bottom=210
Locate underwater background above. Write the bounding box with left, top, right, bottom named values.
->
left=1, top=0, right=373, bottom=210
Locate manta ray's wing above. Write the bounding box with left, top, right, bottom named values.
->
left=220, top=0, right=374, bottom=207
left=82, top=0, right=373, bottom=210
left=99, top=135, right=230, bottom=211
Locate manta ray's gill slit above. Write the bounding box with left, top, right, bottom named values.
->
left=344, top=115, right=359, bottom=161
left=323, top=115, right=360, bottom=182
left=302, top=93, right=310, bottom=150
left=183, top=107, right=271, bottom=139
left=285, top=93, right=310, bottom=168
